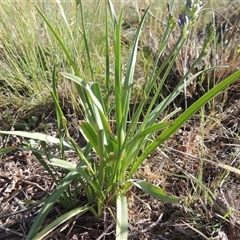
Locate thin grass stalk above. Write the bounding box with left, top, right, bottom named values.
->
left=36, top=8, right=80, bottom=76
left=32, top=149, right=60, bottom=184
left=150, top=41, right=208, bottom=119
left=124, top=24, right=173, bottom=141
left=146, top=69, right=209, bottom=126
left=114, top=11, right=124, bottom=150
left=105, top=7, right=111, bottom=111
left=36, top=7, right=98, bottom=130
left=92, top=1, right=104, bottom=22
left=143, top=32, right=187, bottom=126
left=107, top=0, right=117, bottom=28
left=145, top=1, right=204, bottom=118
left=77, top=0, right=95, bottom=82
left=144, top=25, right=215, bottom=128
left=32, top=206, right=94, bottom=240
left=121, top=6, right=150, bottom=137
left=97, top=129, right=105, bottom=187
left=51, top=66, right=66, bottom=160
left=124, top=14, right=178, bottom=141
left=149, top=25, right=216, bottom=120
left=67, top=134, right=106, bottom=216
left=51, top=68, right=79, bottom=209
left=111, top=7, right=151, bottom=185
left=148, top=15, right=175, bottom=88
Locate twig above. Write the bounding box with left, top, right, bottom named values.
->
left=128, top=213, right=164, bottom=238
left=141, top=8, right=167, bottom=27
left=0, top=225, right=25, bottom=238
left=141, top=213, right=163, bottom=233
left=96, top=222, right=115, bottom=240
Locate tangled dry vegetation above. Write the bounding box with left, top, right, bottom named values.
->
left=1, top=1, right=240, bottom=239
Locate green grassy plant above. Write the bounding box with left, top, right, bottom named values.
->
left=1, top=0, right=240, bottom=239
left=0, top=1, right=107, bottom=126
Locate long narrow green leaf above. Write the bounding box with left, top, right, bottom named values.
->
left=105, top=6, right=110, bottom=111
left=37, top=6, right=94, bottom=127
left=51, top=92, right=66, bottom=128
left=121, top=6, right=150, bottom=134
left=130, top=70, right=240, bottom=177
left=32, top=206, right=96, bottom=240
left=51, top=76, right=67, bottom=161
left=36, top=7, right=80, bottom=76
left=126, top=13, right=175, bottom=138
left=116, top=193, right=128, bottom=240
left=107, top=0, right=117, bottom=28
left=78, top=0, right=95, bottom=81
left=146, top=69, right=210, bottom=127
left=154, top=69, right=240, bottom=147
left=61, top=72, right=104, bottom=112
left=26, top=170, right=79, bottom=239
left=97, top=129, right=105, bottom=194
left=61, top=72, right=111, bottom=136
left=49, top=158, right=77, bottom=171
left=143, top=19, right=185, bottom=126
left=91, top=82, right=106, bottom=114
left=0, top=146, right=19, bottom=155
left=114, top=10, right=124, bottom=147
left=126, top=121, right=170, bottom=146
left=132, top=180, right=179, bottom=203
left=0, top=131, right=72, bottom=149
left=80, top=121, right=99, bottom=152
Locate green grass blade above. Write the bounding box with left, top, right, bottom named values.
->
left=130, top=70, right=240, bottom=177
left=105, top=6, right=110, bottom=111
left=35, top=7, right=80, bottom=76
left=0, top=146, right=19, bottom=154
left=36, top=6, right=92, bottom=122
left=107, top=0, right=117, bottom=28
left=61, top=72, right=104, bottom=112
left=0, top=131, right=72, bottom=149
left=78, top=0, right=95, bottom=81
left=26, top=170, right=79, bottom=239
left=116, top=193, right=128, bottom=240
left=114, top=10, right=124, bottom=147
left=32, top=206, right=96, bottom=240
left=91, top=82, right=106, bottom=114
left=97, top=129, right=105, bottom=190
left=126, top=121, right=170, bottom=146
left=157, top=69, right=240, bottom=145
left=146, top=67, right=224, bottom=127
left=51, top=72, right=67, bottom=160
left=80, top=121, right=99, bottom=153
left=133, top=180, right=179, bottom=203
left=50, top=158, right=77, bottom=171
left=121, top=6, right=150, bottom=131
left=60, top=72, right=111, bottom=135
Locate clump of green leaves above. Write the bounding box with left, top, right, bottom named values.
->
left=1, top=1, right=240, bottom=239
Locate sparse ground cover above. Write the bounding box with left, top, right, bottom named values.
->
left=0, top=0, right=240, bottom=239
